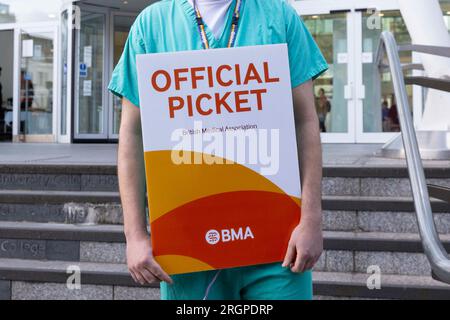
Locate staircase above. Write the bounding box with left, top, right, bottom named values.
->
left=1, top=163, right=450, bottom=300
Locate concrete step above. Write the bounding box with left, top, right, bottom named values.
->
left=1, top=222, right=450, bottom=276
left=0, top=258, right=159, bottom=300
left=322, top=195, right=450, bottom=212
left=323, top=208, right=450, bottom=234
left=0, top=190, right=122, bottom=224
left=0, top=258, right=449, bottom=300
left=322, top=176, right=450, bottom=198
left=0, top=164, right=118, bottom=192
left=312, top=271, right=450, bottom=300
left=0, top=222, right=125, bottom=263
left=1, top=190, right=449, bottom=225
left=1, top=164, right=450, bottom=197
left=0, top=190, right=120, bottom=204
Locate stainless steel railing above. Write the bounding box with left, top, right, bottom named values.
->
left=376, top=31, right=450, bottom=284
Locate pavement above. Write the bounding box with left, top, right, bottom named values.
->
left=0, top=143, right=118, bottom=165
left=0, top=142, right=449, bottom=168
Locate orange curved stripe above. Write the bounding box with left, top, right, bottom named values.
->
left=144, top=150, right=300, bottom=222
left=156, top=255, right=214, bottom=274
left=151, top=190, right=301, bottom=273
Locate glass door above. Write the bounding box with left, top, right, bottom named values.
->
left=294, top=0, right=418, bottom=144
left=108, top=13, right=136, bottom=140
left=17, top=26, right=57, bottom=143
left=75, top=6, right=137, bottom=141
left=74, top=7, right=108, bottom=140
left=303, top=11, right=355, bottom=143
left=60, top=9, right=69, bottom=138
left=0, top=29, right=14, bottom=142
left=58, top=4, right=74, bottom=143
left=294, top=1, right=361, bottom=143
left=355, top=8, right=414, bottom=143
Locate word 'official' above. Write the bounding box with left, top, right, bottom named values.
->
left=149, top=62, right=280, bottom=119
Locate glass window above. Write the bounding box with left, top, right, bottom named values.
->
left=441, top=0, right=450, bottom=31
left=112, top=15, right=135, bottom=136
left=19, top=30, right=54, bottom=136
left=0, top=0, right=62, bottom=24
left=76, top=11, right=105, bottom=136
left=0, top=30, right=13, bottom=141
left=362, top=10, right=412, bottom=133
left=304, top=13, right=348, bottom=133
left=60, top=10, right=69, bottom=136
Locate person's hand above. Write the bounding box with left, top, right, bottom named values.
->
left=282, top=218, right=323, bottom=273
left=126, top=233, right=173, bottom=285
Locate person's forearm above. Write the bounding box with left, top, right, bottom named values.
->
left=118, top=108, right=148, bottom=241
left=297, top=117, right=323, bottom=226
left=283, top=85, right=324, bottom=272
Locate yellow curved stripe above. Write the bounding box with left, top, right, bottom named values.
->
left=144, top=150, right=300, bottom=222
left=155, top=255, right=214, bottom=275
left=290, top=196, right=301, bottom=207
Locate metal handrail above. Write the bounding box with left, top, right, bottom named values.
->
left=398, top=44, right=450, bottom=58
left=404, top=76, right=450, bottom=92
left=376, top=31, right=450, bottom=284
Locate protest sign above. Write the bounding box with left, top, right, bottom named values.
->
left=137, top=44, right=301, bottom=275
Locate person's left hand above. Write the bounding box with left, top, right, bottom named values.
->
left=282, top=218, right=323, bottom=273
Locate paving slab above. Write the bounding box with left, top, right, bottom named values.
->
left=1, top=143, right=448, bottom=168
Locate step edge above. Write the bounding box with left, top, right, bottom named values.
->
left=0, top=259, right=447, bottom=297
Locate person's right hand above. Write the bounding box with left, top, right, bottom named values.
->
left=126, top=234, right=173, bottom=285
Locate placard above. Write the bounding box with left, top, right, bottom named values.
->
left=136, top=44, right=301, bottom=275
left=84, top=46, right=92, bottom=68
left=83, top=80, right=92, bottom=97
left=22, top=40, right=34, bottom=58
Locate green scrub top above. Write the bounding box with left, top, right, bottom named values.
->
left=108, top=0, right=328, bottom=108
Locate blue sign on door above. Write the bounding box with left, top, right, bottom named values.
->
left=79, top=63, right=88, bottom=78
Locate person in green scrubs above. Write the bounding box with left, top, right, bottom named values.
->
left=109, top=0, right=328, bottom=300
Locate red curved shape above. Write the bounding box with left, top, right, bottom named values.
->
left=151, top=190, right=301, bottom=271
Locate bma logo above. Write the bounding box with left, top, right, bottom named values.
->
left=205, top=227, right=254, bottom=245
left=205, top=229, right=221, bottom=245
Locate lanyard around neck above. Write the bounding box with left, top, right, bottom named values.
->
left=193, top=0, right=242, bottom=50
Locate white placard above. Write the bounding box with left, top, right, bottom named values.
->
left=362, top=52, right=373, bottom=64
left=337, top=53, right=348, bottom=64
left=83, top=80, right=92, bottom=97
left=135, top=44, right=304, bottom=274
left=136, top=44, right=301, bottom=197
left=84, top=46, right=92, bottom=68
left=22, top=40, right=34, bottom=58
